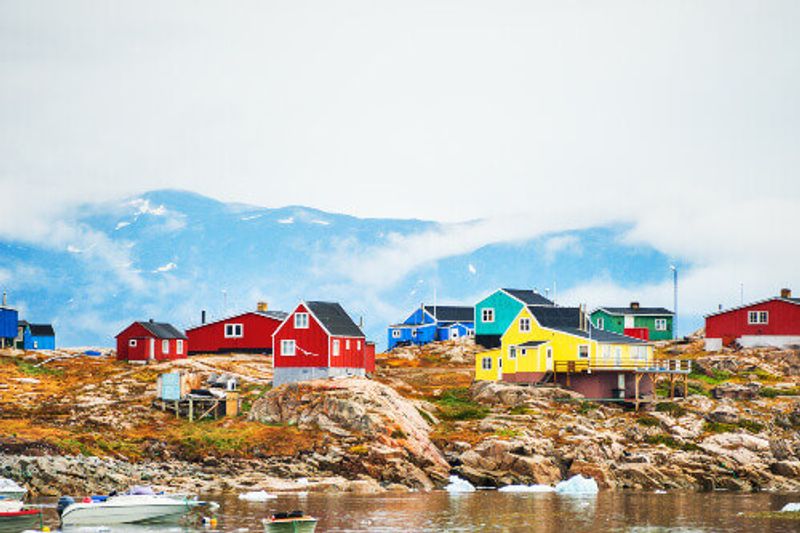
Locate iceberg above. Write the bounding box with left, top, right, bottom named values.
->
left=444, top=475, right=476, bottom=493
left=498, top=484, right=554, bottom=493
left=780, top=502, right=800, bottom=512
left=554, top=475, right=599, bottom=496
left=238, top=490, right=277, bottom=502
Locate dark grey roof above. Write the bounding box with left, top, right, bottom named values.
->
left=518, top=340, right=548, bottom=347
left=503, top=289, right=554, bottom=306
left=29, top=324, right=54, bottom=337
left=18, top=320, right=29, bottom=327
left=788, top=298, right=800, bottom=304
left=138, top=321, right=187, bottom=340
left=598, top=306, right=673, bottom=316
left=557, top=326, right=647, bottom=344
left=424, top=305, right=474, bottom=322
left=529, top=306, right=582, bottom=329
left=306, top=301, right=365, bottom=338
left=254, top=310, right=289, bottom=321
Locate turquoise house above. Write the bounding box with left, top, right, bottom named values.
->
left=474, top=288, right=554, bottom=348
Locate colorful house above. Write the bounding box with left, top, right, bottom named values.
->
left=474, top=288, right=554, bottom=349
left=475, top=304, right=689, bottom=402
left=18, top=322, right=56, bottom=350
left=186, top=302, right=288, bottom=354
left=116, top=320, right=188, bottom=362
left=591, top=302, right=674, bottom=341
left=0, top=303, right=18, bottom=350
left=705, top=288, right=800, bottom=350
left=272, top=301, right=374, bottom=386
left=387, top=305, right=474, bottom=350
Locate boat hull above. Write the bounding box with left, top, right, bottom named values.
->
left=60, top=496, right=199, bottom=526
left=263, top=518, right=318, bottom=533
left=0, top=510, right=42, bottom=533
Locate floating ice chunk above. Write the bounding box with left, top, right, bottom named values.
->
left=444, top=475, right=476, bottom=493
left=554, top=475, right=599, bottom=495
left=780, top=502, right=800, bottom=512
left=498, top=484, right=554, bottom=493
left=238, top=490, right=277, bottom=502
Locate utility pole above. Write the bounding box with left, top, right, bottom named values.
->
left=670, top=265, right=678, bottom=340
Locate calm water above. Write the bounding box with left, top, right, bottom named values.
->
left=31, top=491, right=800, bottom=532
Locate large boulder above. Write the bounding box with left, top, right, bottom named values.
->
left=471, top=381, right=582, bottom=406
left=711, top=382, right=761, bottom=401
left=456, top=437, right=562, bottom=487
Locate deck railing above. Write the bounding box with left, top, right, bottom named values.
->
left=553, top=359, right=692, bottom=374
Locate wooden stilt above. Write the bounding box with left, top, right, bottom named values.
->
left=634, top=373, right=642, bottom=411
left=683, top=374, right=688, bottom=399
left=669, top=374, right=676, bottom=399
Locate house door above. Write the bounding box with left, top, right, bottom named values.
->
left=149, top=338, right=155, bottom=361
left=624, top=315, right=635, bottom=329
left=497, top=356, right=503, bottom=380
left=546, top=347, right=553, bottom=371
left=450, top=328, right=459, bottom=339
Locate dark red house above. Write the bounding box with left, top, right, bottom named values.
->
left=186, top=303, right=287, bottom=354
left=705, top=288, right=800, bottom=350
left=115, top=320, right=188, bottom=362
left=272, top=301, right=373, bottom=386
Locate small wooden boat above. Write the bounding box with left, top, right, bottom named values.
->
left=0, top=509, right=43, bottom=533
left=262, top=511, right=317, bottom=533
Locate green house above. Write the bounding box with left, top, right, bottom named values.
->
left=590, top=302, right=674, bottom=341
left=474, top=288, right=554, bottom=348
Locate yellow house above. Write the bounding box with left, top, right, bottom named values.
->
left=475, top=305, right=659, bottom=400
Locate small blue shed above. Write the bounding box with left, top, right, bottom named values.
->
left=22, top=323, right=56, bottom=350
left=0, top=306, right=19, bottom=349
left=387, top=305, right=475, bottom=350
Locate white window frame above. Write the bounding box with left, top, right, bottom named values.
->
left=509, top=346, right=517, bottom=359
left=602, top=344, right=611, bottom=359
left=481, top=357, right=492, bottom=370
left=281, top=339, right=296, bottom=356
left=748, top=311, right=768, bottom=325
left=596, top=317, right=604, bottom=330
left=294, top=312, right=309, bottom=329
left=162, top=339, right=169, bottom=354
left=332, top=339, right=340, bottom=356
left=176, top=340, right=183, bottom=354
left=578, top=344, right=590, bottom=359
left=411, top=328, right=418, bottom=337
left=519, top=317, right=531, bottom=332
left=654, top=318, right=668, bottom=331
left=224, top=323, right=244, bottom=338
left=129, top=339, right=137, bottom=347
left=392, top=329, right=401, bottom=339
left=482, top=308, right=495, bottom=323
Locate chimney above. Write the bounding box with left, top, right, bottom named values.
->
left=201, top=310, right=206, bottom=325
left=359, top=316, right=364, bottom=328
left=781, top=288, right=792, bottom=299
left=257, top=301, right=269, bottom=312
left=630, top=301, right=640, bottom=310
left=1, top=292, right=6, bottom=307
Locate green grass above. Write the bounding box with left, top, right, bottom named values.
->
left=704, top=419, right=765, bottom=434
left=760, top=387, right=800, bottom=398
left=576, top=401, right=598, bottom=415
left=655, top=402, right=687, bottom=417
left=508, top=405, right=534, bottom=416
left=637, top=415, right=661, bottom=427
left=644, top=434, right=700, bottom=452
left=494, top=428, right=522, bottom=438
left=430, top=388, right=489, bottom=421
left=14, top=358, right=62, bottom=376
left=689, top=369, right=732, bottom=385
left=240, top=385, right=272, bottom=414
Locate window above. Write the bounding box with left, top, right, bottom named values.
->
left=332, top=339, right=340, bottom=356
left=129, top=339, right=137, bottom=347
left=748, top=311, right=768, bottom=325
left=224, top=323, right=243, bottom=338
left=521, top=349, right=527, bottom=357
left=281, top=339, right=296, bottom=356
left=482, top=357, right=492, bottom=370
left=509, top=347, right=517, bottom=359
left=634, top=346, right=648, bottom=360
left=392, top=329, right=401, bottom=339
left=357, top=340, right=361, bottom=350
left=597, top=317, right=605, bottom=330
left=519, top=317, right=531, bottom=332
left=602, top=345, right=611, bottom=359
left=345, top=339, right=350, bottom=350
left=162, top=340, right=169, bottom=354
left=294, top=313, right=309, bottom=329
left=578, top=345, right=590, bottom=359
left=654, top=318, right=668, bottom=331
left=176, top=340, right=183, bottom=354
left=482, top=308, right=495, bottom=323
left=412, top=328, right=418, bottom=337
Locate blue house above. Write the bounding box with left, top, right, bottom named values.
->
left=0, top=305, right=18, bottom=349
left=18, top=321, right=56, bottom=350
left=387, top=305, right=475, bottom=350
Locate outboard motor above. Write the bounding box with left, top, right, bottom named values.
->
left=57, top=496, right=75, bottom=516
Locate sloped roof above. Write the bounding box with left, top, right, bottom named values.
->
left=503, top=288, right=554, bottom=306
left=557, top=326, right=647, bottom=344
left=518, top=340, right=548, bottom=347
left=705, top=296, right=800, bottom=318
left=137, top=321, right=187, bottom=340
left=254, top=310, right=289, bottom=321
left=598, top=306, right=673, bottom=316
left=528, top=306, right=582, bottom=329
left=29, top=324, right=54, bottom=337
left=306, top=301, right=365, bottom=338
left=424, top=305, right=474, bottom=322
left=186, top=309, right=289, bottom=331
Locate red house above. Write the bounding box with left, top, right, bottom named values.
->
left=272, top=301, right=374, bottom=386
left=115, top=320, right=188, bottom=362
left=705, top=288, right=800, bottom=350
left=185, top=303, right=287, bottom=354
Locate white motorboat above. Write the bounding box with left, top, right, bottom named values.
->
left=59, top=494, right=209, bottom=526
left=0, top=478, right=26, bottom=501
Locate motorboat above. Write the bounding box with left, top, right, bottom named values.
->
left=262, top=511, right=318, bottom=533
left=58, top=493, right=212, bottom=526
left=0, top=498, right=42, bottom=533
left=0, top=478, right=26, bottom=501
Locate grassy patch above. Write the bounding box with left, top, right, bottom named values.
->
left=494, top=428, right=522, bottom=439
left=429, top=388, right=489, bottom=421
left=704, top=419, right=765, bottom=434
left=508, top=405, right=534, bottom=416
left=576, top=401, right=598, bottom=415
left=240, top=385, right=272, bottom=414
left=14, top=359, right=62, bottom=377
left=760, top=387, right=800, bottom=398
left=655, top=402, right=687, bottom=417
left=644, top=434, right=700, bottom=452
left=689, top=369, right=732, bottom=385
left=637, top=415, right=661, bottom=427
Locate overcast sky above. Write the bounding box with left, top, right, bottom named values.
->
left=1, top=1, right=799, bottom=317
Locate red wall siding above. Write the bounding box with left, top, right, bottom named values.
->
left=328, top=335, right=366, bottom=368
left=186, top=312, right=282, bottom=353
left=706, top=300, right=800, bottom=341
left=115, top=323, right=187, bottom=361
left=365, top=342, right=376, bottom=373
left=273, top=304, right=331, bottom=368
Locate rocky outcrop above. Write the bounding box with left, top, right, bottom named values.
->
left=456, top=436, right=562, bottom=487
left=249, top=378, right=448, bottom=489
left=711, top=382, right=761, bottom=400
left=470, top=381, right=582, bottom=406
